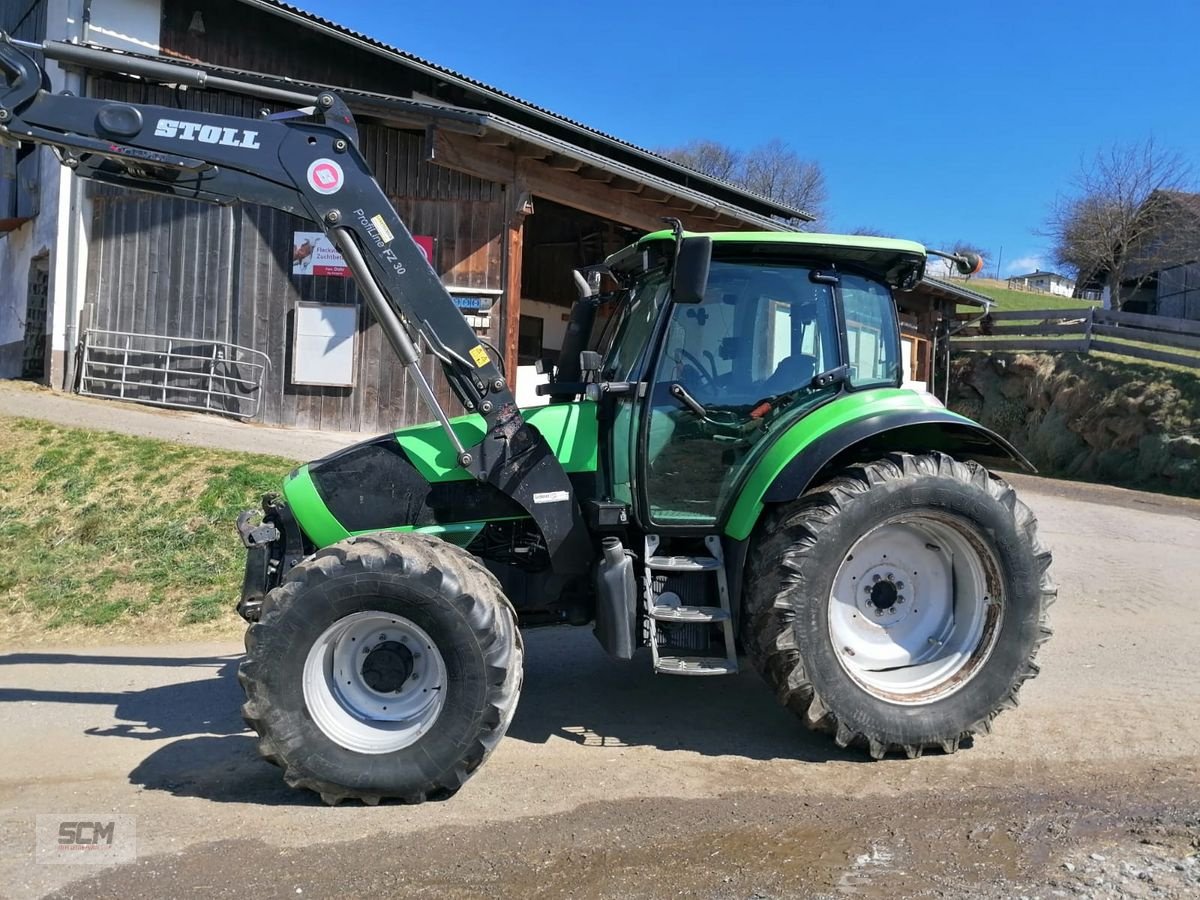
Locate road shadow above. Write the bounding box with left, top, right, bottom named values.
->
left=0, top=628, right=864, bottom=806
left=508, top=626, right=863, bottom=763
left=0, top=649, right=309, bottom=805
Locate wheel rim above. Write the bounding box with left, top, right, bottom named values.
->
left=828, top=514, right=1002, bottom=705
left=302, top=610, right=447, bottom=754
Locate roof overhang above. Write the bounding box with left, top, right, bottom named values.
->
left=228, top=0, right=812, bottom=224
left=914, top=277, right=994, bottom=309
left=68, top=45, right=792, bottom=232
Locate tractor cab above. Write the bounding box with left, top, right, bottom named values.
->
left=560, top=231, right=928, bottom=532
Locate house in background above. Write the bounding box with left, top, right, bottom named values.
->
left=1007, top=270, right=1076, bottom=297
left=1077, top=191, right=1200, bottom=317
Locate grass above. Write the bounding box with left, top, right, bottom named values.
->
left=0, top=416, right=293, bottom=641
left=955, top=278, right=1099, bottom=312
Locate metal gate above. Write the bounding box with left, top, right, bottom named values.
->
left=78, top=329, right=270, bottom=418
left=21, top=256, right=48, bottom=379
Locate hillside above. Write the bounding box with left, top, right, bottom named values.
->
left=953, top=277, right=1098, bottom=311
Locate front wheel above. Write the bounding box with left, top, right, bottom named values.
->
left=744, top=452, right=1054, bottom=759
left=239, top=532, right=522, bottom=805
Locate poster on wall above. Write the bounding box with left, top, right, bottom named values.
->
left=292, top=232, right=435, bottom=277
left=292, top=232, right=348, bottom=277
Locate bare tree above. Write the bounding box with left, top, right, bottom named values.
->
left=1043, top=139, right=1195, bottom=309
left=658, top=139, right=742, bottom=182
left=741, top=139, right=828, bottom=225
left=659, top=137, right=827, bottom=226
left=849, top=226, right=892, bottom=237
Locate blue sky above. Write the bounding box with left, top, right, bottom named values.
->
left=303, top=0, right=1200, bottom=278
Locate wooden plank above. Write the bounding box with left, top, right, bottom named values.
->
left=1090, top=339, right=1200, bottom=368
left=1094, top=307, right=1200, bottom=338
left=985, top=307, right=1092, bottom=321
left=957, top=321, right=1089, bottom=337
left=1091, top=323, right=1200, bottom=353
left=952, top=338, right=1090, bottom=352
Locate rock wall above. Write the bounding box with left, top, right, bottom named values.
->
left=948, top=352, right=1200, bottom=496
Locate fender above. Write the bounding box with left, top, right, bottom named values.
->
left=723, top=390, right=1033, bottom=541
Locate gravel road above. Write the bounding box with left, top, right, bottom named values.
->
left=1, top=474, right=1198, bottom=899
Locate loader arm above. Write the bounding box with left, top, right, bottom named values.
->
left=0, top=34, right=590, bottom=572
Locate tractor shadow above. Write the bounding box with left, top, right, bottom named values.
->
left=0, top=649, right=313, bottom=806
left=0, top=629, right=865, bottom=807
left=507, top=626, right=863, bottom=762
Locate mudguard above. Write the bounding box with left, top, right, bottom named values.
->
left=723, top=390, right=1032, bottom=541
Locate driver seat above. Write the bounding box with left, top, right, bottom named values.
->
left=762, top=353, right=817, bottom=396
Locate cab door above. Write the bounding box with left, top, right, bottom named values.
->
left=634, top=262, right=839, bottom=530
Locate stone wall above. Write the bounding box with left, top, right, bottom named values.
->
left=948, top=352, right=1200, bottom=496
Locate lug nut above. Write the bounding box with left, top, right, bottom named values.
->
left=872, top=574, right=881, bottom=583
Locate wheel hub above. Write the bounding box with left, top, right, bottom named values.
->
left=302, top=611, right=448, bottom=754
left=829, top=516, right=1001, bottom=704
left=857, top=565, right=911, bottom=628
left=361, top=640, right=415, bottom=694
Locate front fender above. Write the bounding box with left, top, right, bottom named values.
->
left=723, top=390, right=1032, bottom=541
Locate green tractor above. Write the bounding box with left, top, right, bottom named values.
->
left=238, top=230, right=1054, bottom=804
left=0, top=34, right=1053, bottom=806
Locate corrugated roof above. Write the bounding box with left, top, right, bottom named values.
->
left=921, top=277, right=994, bottom=309
left=232, top=0, right=811, bottom=223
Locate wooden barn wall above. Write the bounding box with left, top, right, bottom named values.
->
left=83, top=78, right=505, bottom=432
left=161, top=0, right=429, bottom=95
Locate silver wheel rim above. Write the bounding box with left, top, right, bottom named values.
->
left=302, top=610, right=447, bottom=754
left=828, top=514, right=1002, bottom=705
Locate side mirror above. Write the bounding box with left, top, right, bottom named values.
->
left=579, top=350, right=602, bottom=377
left=672, top=236, right=712, bottom=304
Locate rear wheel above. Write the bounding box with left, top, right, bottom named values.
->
left=239, top=532, right=522, bottom=804
left=744, top=452, right=1054, bottom=758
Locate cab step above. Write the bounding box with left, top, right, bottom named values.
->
left=644, top=534, right=739, bottom=677
left=646, top=555, right=720, bottom=573
left=648, top=603, right=729, bottom=623
left=654, top=656, right=738, bottom=676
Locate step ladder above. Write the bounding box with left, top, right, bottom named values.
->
left=644, top=534, right=738, bottom=676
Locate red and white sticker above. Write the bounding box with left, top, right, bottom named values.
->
left=306, top=158, right=344, bottom=195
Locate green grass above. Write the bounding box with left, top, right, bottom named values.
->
left=957, top=278, right=1099, bottom=312
left=0, top=417, right=293, bottom=634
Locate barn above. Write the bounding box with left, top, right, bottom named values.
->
left=1, top=0, right=986, bottom=432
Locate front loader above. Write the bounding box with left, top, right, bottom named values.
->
left=1, top=35, right=1054, bottom=804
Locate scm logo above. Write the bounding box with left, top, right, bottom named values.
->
left=153, top=118, right=261, bottom=149
left=58, top=821, right=116, bottom=845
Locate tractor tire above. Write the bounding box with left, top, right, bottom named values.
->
left=239, top=531, right=522, bottom=805
left=743, top=451, right=1054, bottom=759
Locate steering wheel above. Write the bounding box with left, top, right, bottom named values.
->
left=677, top=349, right=714, bottom=387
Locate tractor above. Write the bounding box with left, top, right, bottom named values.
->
left=0, top=33, right=1053, bottom=805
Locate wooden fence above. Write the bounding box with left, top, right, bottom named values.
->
left=953, top=306, right=1200, bottom=370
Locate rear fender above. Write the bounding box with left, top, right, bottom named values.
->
left=724, top=399, right=1032, bottom=542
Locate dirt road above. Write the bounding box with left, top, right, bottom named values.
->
left=1, top=474, right=1198, bottom=899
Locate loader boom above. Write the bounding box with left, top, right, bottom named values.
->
left=0, top=34, right=589, bottom=572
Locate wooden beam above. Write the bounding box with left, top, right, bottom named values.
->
left=548, top=156, right=584, bottom=172
left=480, top=132, right=512, bottom=146
left=579, top=167, right=615, bottom=184
left=503, top=190, right=527, bottom=383
left=428, top=131, right=744, bottom=233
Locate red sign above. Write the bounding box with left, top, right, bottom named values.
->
left=414, top=235, right=434, bottom=266
left=306, top=158, right=344, bottom=195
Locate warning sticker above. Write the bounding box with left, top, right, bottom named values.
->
left=533, top=491, right=570, bottom=505
left=306, top=158, right=344, bottom=195
left=370, top=214, right=394, bottom=244
left=468, top=344, right=491, bottom=368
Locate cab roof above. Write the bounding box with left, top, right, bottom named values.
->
left=608, top=231, right=928, bottom=289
